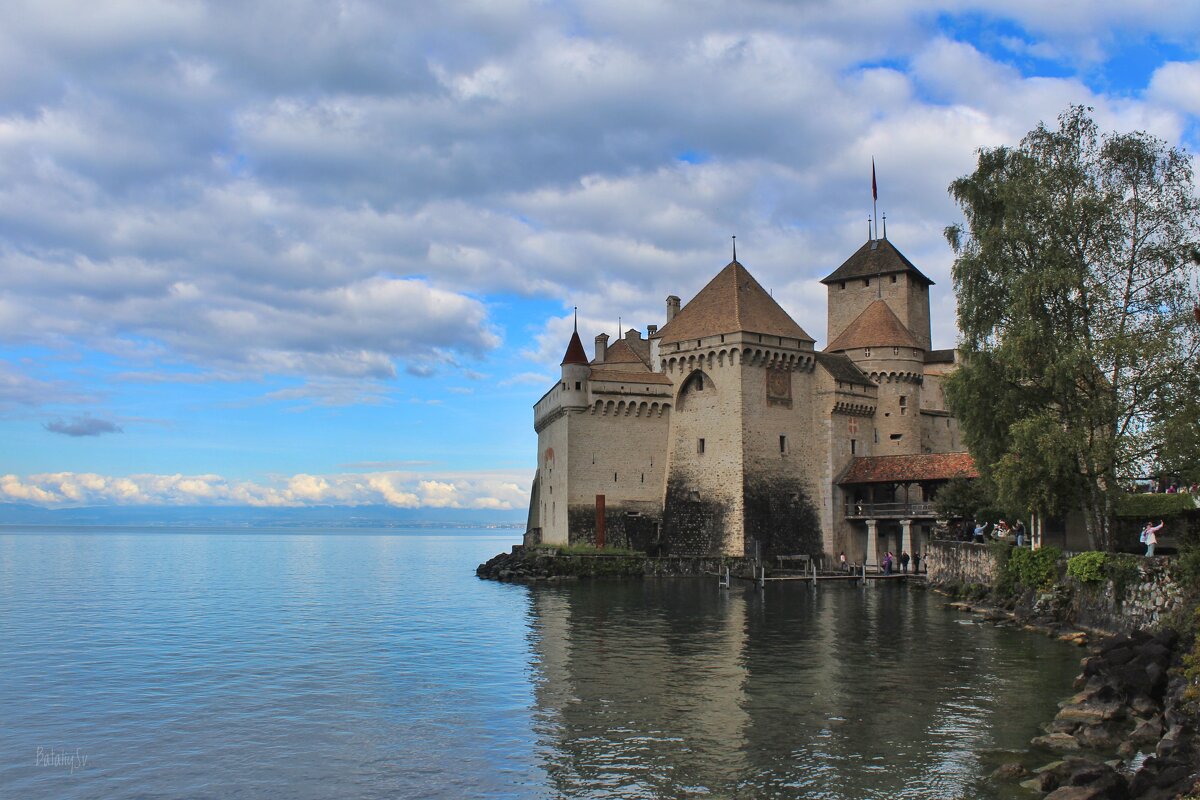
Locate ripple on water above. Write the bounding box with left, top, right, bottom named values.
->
left=0, top=531, right=1081, bottom=799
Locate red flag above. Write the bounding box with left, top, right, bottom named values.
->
left=872, top=158, right=878, bottom=201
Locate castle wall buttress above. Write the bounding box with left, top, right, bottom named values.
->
left=565, top=398, right=670, bottom=550
left=737, top=349, right=824, bottom=558
left=662, top=350, right=744, bottom=556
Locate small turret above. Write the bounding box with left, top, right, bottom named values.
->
left=666, top=295, right=681, bottom=322
left=559, top=325, right=590, bottom=409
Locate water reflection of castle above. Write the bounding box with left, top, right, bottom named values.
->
left=525, top=582, right=1078, bottom=798
left=528, top=236, right=977, bottom=566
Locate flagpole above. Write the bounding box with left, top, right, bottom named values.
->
left=871, top=158, right=878, bottom=241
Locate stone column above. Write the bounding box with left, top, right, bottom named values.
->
left=900, top=519, right=913, bottom=568
left=865, top=519, right=878, bottom=569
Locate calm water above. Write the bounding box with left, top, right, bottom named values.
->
left=0, top=527, right=1082, bottom=799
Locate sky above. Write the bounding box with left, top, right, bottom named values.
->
left=2, top=0, right=1199, bottom=516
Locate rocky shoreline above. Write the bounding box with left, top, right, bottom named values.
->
left=943, top=598, right=1198, bottom=798
left=475, top=545, right=736, bottom=582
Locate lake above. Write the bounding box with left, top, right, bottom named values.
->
left=0, top=527, right=1081, bottom=799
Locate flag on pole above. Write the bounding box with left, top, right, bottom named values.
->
left=872, top=158, right=878, bottom=201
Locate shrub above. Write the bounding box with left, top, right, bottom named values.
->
left=1005, top=545, right=1062, bottom=591
left=1067, top=551, right=1107, bottom=583
left=1117, top=492, right=1196, bottom=519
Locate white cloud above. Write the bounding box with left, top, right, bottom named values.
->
left=0, top=469, right=530, bottom=510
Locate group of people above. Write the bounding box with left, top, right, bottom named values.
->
left=839, top=550, right=921, bottom=575
left=971, top=518, right=1028, bottom=547
left=881, top=550, right=919, bottom=575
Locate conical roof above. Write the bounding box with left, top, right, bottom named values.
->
left=825, top=299, right=922, bottom=351
left=652, top=261, right=813, bottom=345
left=821, top=238, right=934, bottom=286
left=560, top=329, right=589, bottom=365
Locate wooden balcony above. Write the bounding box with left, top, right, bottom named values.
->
left=844, top=501, right=938, bottom=520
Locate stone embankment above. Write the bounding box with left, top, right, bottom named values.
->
left=476, top=545, right=736, bottom=583
left=998, top=628, right=1198, bottom=799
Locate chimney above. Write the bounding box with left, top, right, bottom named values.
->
left=594, top=333, right=609, bottom=363
left=666, top=295, right=681, bottom=322
left=647, top=324, right=658, bottom=336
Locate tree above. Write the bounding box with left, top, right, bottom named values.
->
left=945, top=106, right=1200, bottom=551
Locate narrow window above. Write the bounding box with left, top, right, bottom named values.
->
left=613, top=472, right=618, bottom=482
left=779, top=435, right=787, bottom=454
left=696, top=374, right=704, bottom=390
left=549, top=485, right=553, bottom=495
left=889, top=433, right=903, bottom=441
left=641, top=473, right=644, bottom=483
left=575, top=381, right=581, bottom=390
left=863, top=278, right=870, bottom=287
left=899, top=395, right=907, bottom=416
left=698, top=438, right=706, bottom=454
left=839, top=281, right=846, bottom=290
left=687, top=490, right=701, bottom=502
left=874, top=429, right=879, bottom=444
left=891, top=274, right=897, bottom=283
left=851, top=438, right=857, bottom=455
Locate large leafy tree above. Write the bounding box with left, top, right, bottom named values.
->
left=945, top=106, right=1200, bottom=551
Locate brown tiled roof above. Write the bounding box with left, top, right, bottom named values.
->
left=925, top=348, right=956, bottom=364
left=815, top=352, right=874, bottom=387
left=821, top=238, right=934, bottom=286
left=592, top=337, right=650, bottom=370
left=837, top=452, right=979, bottom=485
left=652, top=260, right=814, bottom=345
left=826, top=300, right=922, bottom=351
left=560, top=330, right=589, bottom=365
left=589, top=370, right=673, bottom=385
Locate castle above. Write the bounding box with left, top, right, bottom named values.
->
left=525, top=234, right=979, bottom=565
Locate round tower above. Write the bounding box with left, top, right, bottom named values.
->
left=559, top=327, right=590, bottom=409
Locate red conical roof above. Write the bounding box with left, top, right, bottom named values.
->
left=560, top=330, right=589, bottom=365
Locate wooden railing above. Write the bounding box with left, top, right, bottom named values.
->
left=844, top=501, right=938, bottom=519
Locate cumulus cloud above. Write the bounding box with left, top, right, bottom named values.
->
left=43, top=416, right=123, bottom=437
left=0, top=469, right=530, bottom=510
left=0, top=0, right=1196, bottom=402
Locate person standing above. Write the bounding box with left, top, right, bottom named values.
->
left=912, top=551, right=921, bottom=574
left=1142, top=520, right=1164, bottom=556
left=972, top=521, right=989, bottom=543
left=839, top=551, right=848, bottom=572
left=883, top=551, right=893, bottom=575
left=1013, top=520, right=1026, bottom=547
left=900, top=551, right=910, bottom=574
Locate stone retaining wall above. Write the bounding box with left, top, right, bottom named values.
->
left=1071, top=557, right=1187, bottom=633
left=926, top=541, right=1188, bottom=634
left=924, top=540, right=999, bottom=587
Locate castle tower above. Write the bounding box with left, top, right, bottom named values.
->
left=651, top=260, right=821, bottom=558
left=821, top=238, right=934, bottom=350
left=825, top=300, right=924, bottom=454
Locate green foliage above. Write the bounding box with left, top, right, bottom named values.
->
left=934, top=476, right=1004, bottom=520
left=1174, top=543, right=1200, bottom=588
left=1182, top=608, right=1200, bottom=709
left=1116, top=492, right=1196, bottom=519
left=1067, top=551, right=1107, bottom=583
left=1104, top=553, right=1141, bottom=598
left=1003, top=545, right=1062, bottom=591
left=944, top=105, right=1200, bottom=552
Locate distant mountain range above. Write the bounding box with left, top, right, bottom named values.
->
left=0, top=503, right=526, bottom=528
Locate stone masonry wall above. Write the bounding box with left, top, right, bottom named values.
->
left=926, top=542, right=1190, bottom=634
left=924, top=541, right=1000, bottom=586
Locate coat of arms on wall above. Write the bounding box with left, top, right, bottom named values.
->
left=766, top=366, right=792, bottom=407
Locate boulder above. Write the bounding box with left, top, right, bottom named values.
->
left=1128, top=715, right=1163, bottom=745
left=991, top=762, right=1029, bottom=780
left=1032, top=732, right=1083, bottom=751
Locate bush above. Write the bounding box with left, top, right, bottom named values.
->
left=1117, top=492, right=1196, bottom=519
left=1005, top=545, right=1062, bottom=591
left=1067, top=551, right=1107, bottom=583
